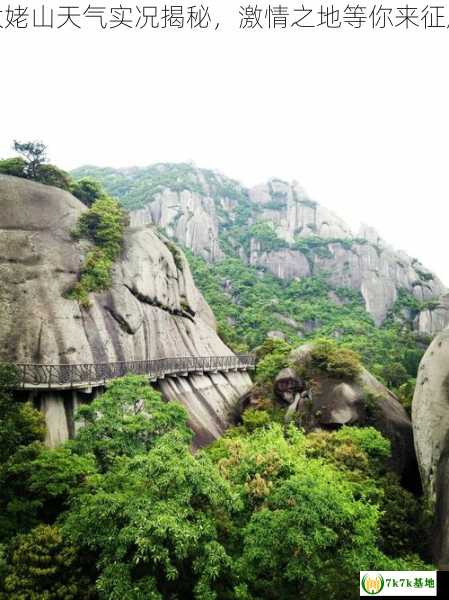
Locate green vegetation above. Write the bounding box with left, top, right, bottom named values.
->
left=249, top=222, right=288, bottom=252
left=0, top=140, right=74, bottom=192
left=0, top=141, right=109, bottom=207
left=291, top=235, right=367, bottom=262
left=72, top=163, right=249, bottom=211
left=0, top=156, right=439, bottom=596
left=165, top=240, right=184, bottom=270
left=254, top=339, right=292, bottom=385
left=68, top=162, right=435, bottom=413
left=306, top=338, right=362, bottom=380
left=0, top=375, right=432, bottom=599
left=186, top=252, right=426, bottom=404
left=71, top=177, right=105, bottom=207
left=67, top=195, right=128, bottom=308
left=2, top=524, right=96, bottom=599
left=0, top=157, right=29, bottom=178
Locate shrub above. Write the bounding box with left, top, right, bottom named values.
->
left=71, top=177, right=105, bottom=207
left=35, top=164, right=72, bottom=190
left=75, top=195, right=128, bottom=260
left=1, top=525, right=95, bottom=599
left=241, top=409, right=272, bottom=432
left=334, top=426, right=391, bottom=466
left=165, top=240, right=184, bottom=270
left=67, top=196, right=128, bottom=307
left=255, top=340, right=292, bottom=385
left=0, top=157, right=27, bottom=178
left=249, top=222, right=288, bottom=252
left=306, top=338, right=362, bottom=380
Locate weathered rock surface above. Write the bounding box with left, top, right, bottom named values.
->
left=130, top=189, right=224, bottom=262
left=249, top=180, right=353, bottom=241
left=73, top=165, right=449, bottom=334
left=288, top=344, right=418, bottom=485
left=412, top=328, right=449, bottom=566
left=248, top=182, right=447, bottom=327
left=415, top=294, right=449, bottom=336
left=0, top=175, right=252, bottom=446
left=274, top=367, right=305, bottom=404
left=249, top=242, right=311, bottom=280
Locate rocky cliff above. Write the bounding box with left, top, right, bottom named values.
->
left=412, top=328, right=449, bottom=567
left=72, top=164, right=449, bottom=334
left=282, top=344, right=417, bottom=487
left=0, top=174, right=252, bottom=446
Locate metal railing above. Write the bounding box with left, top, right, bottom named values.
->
left=3, top=354, right=256, bottom=390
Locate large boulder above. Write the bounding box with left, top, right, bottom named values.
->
left=0, top=174, right=252, bottom=446
left=287, top=344, right=418, bottom=487
left=412, top=328, right=449, bottom=567
left=274, top=367, right=305, bottom=404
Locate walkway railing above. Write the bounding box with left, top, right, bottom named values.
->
left=4, top=354, right=256, bottom=390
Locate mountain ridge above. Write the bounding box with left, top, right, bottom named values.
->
left=72, top=163, right=449, bottom=337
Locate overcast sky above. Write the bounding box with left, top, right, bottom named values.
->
left=1, top=1, right=448, bottom=284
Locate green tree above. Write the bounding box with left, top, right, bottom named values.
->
left=35, top=163, right=72, bottom=190
left=73, top=375, right=192, bottom=470
left=255, top=340, right=292, bottom=385
left=13, top=140, right=47, bottom=179
left=0, top=525, right=96, bottom=599
left=72, top=177, right=105, bottom=207
left=0, top=157, right=28, bottom=178
left=0, top=366, right=45, bottom=542
left=63, top=435, right=235, bottom=600
left=0, top=365, right=45, bottom=465
left=0, top=140, right=74, bottom=192
left=207, top=423, right=432, bottom=599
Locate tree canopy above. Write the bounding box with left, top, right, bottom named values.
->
left=0, top=374, right=432, bottom=599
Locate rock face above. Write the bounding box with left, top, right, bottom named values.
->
left=287, top=344, right=418, bottom=485
left=0, top=174, right=252, bottom=446
left=130, top=189, right=224, bottom=262
left=247, top=181, right=446, bottom=327
left=72, top=165, right=449, bottom=334
left=414, top=293, right=449, bottom=336
left=412, top=328, right=449, bottom=566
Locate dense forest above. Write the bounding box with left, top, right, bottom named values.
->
left=0, top=147, right=437, bottom=598
left=0, top=368, right=433, bottom=599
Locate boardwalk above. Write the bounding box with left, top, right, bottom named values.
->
left=5, top=354, right=256, bottom=391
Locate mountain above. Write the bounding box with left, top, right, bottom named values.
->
left=0, top=174, right=252, bottom=446
left=73, top=164, right=449, bottom=335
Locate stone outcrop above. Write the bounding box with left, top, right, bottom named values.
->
left=414, top=293, right=449, bottom=336
left=286, top=344, right=418, bottom=486
left=248, top=180, right=352, bottom=241
left=249, top=243, right=311, bottom=280
left=248, top=182, right=446, bottom=327
left=72, top=165, right=449, bottom=335
left=412, top=328, right=449, bottom=566
left=0, top=174, right=252, bottom=446
left=130, top=189, right=224, bottom=262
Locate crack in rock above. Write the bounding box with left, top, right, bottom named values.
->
left=124, top=284, right=196, bottom=322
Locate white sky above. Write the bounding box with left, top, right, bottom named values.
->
left=1, top=1, right=448, bottom=284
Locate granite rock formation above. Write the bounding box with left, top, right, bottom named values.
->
left=72, top=165, right=449, bottom=334
left=285, top=344, right=418, bottom=485
left=0, top=174, right=252, bottom=447
left=412, top=327, right=449, bottom=567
